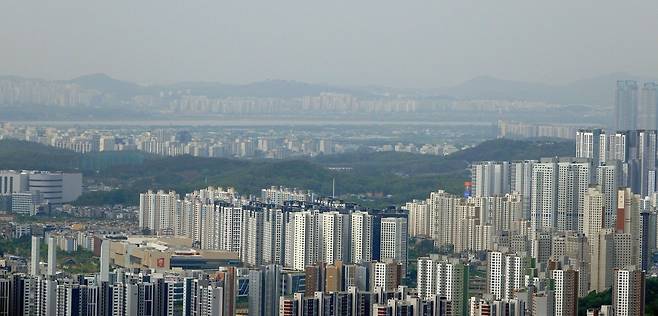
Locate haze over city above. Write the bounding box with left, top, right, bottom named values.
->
left=2, top=2, right=658, bottom=316
left=2, top=1, right=658, bottom=88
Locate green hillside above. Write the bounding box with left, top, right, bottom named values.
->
left=0, top=138, right=574, bottom=208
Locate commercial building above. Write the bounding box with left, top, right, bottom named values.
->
left=107, top=236, right=240, bottom=270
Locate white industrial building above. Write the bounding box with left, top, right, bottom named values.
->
left=0, top=170, right=83, bottom=215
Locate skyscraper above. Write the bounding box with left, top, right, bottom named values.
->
left=487, top=251, right=524, bottom=301
left=379, top=216, right=408, bottom=274
left=47, top=237, right=56, bottom=276
left=511, top=160, right=536, bottom=219
left=638, top=82, right=658, bottom=130
left=615, top=80, right=639, bottom=130
left=249, top=264, right=283, bottom=316
left=30, top=236, right=40, bottom=276
left=417, top=257, right=469, bottom=316
left=636, top=130, right=656, bottom=196
left=591, top=229, right=614, bottom=292
left=576, top=129, right=603, bottom=166
left=583, top=186, right=605, bottom=253
left=471, top=161, right=510, bottom=197
left=597, top=162, right=621, bottom=228
left=288, top=211, right=317, bottom=271
left=531, top=158, right=592, bottom=233
left=319, top=211, right=350, bottom=265
left=531, top=160, right=558, bottom=233
left=138, top=190, right=180, bottom=235
left=405, top=199, right=430, bottom=237
left=351, top=211, right=375, bottom=264
left=100, top=239, right=110, bottom=283
left=613, top=267, right=645, bottom=316
left=242, top=208, right=265, bottom=266
left=552, top=268, right=579, bottom=316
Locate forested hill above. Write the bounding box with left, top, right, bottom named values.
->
left=0, top=138, right=574, bottom=207
left=447, top=138, right=575, bottom=162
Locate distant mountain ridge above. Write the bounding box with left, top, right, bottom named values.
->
left=161, top=79, right=363, bottom=98
left=436, top=72, right=658, bottom=106
left=66, top=74, right=364, bottom=98
left=69, top=73, right=144, bottom=98
left=3, top=72, right=656, bottom=106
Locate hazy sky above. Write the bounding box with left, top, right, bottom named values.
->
left=1, top=1, right=657, bottom=88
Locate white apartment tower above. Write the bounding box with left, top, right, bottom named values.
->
left=416, top=257, right=468, bottom=316
left=139, top=190, right=180, bottom=235
left=428, top=190, right=457, bottom=248
left=319, top=211, right=350, bottom=265
left=511, top=160, right=536, bottom=219
left=471, top=161, right=510, bottom=197
left=576, top=129, right=603, bottom=166
left=487, top=251, right=524, bottom=301
left=263, top=208, right=285, bottom=265
left=405, top=200, right=430, bottom=237
left=47, top=237, right=56, bottom=276
left=351, top=211, right=374, bottom=264
left=531, top=160, right=558, bottom=233
left=100, top=239, right=110, bottom=282
left=379, top=217, right=408, bottom=274
left=30, top=236, right=40, bottom=276
left=289, top=211, right=318, bottom=271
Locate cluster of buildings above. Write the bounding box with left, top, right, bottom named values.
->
left=0, top=77, right=102, bottom=107
left=497, top=121, right=582, bottom=140
left=400, top=127, right=658, bottom=314
left=0, top=124, right=343, bottom=159
left=138, top=187, right=410, bottom=275
left=173, top=93, right=420, bottom=114
left=374, top=143, right=460, bottom=156
left=0, top=240, right=410, bottom=316
left=3, top=139, right=656, bottom=314
left=0, top=76, right=581, bottom=122
left=0, top=170, right=82, bottom=215
left=498, top=80, right=658, bottom=141
left=0, top=235, right=238, bottom=315
left=0, top=233, right=644, bottom=316
left=614, top=80, right=658, bottom=131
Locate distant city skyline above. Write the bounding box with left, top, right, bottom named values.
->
left=1, top=1, right=658, bottom=88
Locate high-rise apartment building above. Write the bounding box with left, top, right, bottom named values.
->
left=471, top=161, right=510, bottom=197
left=370, top=261, right=401, bottom=292
left=417, top=257, right=469, bottom=316
left=596, top=162, right=621, bottom=228
left=47, top=237, right=56, bottom=276
left=31, top=236, right=40, bottom=276
left=351, top=211, right=375, bottom=264
left=288, top=211, right=318, bottom=271
left=487, top=251, right=525, bottom=301
left=428, top=190, right=457, bottom=248
left=612, top=267, right=645, bottom=316
left=249, top=264, right=283, bottom=316
left=638, top=82, right=658, bottom=130
left=319, top=211, right=350, bottom=265
left=531, top=160, right=558, bottom=233
left=379, top=216, right=408, bottom=274
left=552, top=268, right=579, bottom=316
left=591, top=229, right=614, bottom=292
left=615, top=80, right=639, bottom=130
left=531, top=158, right=592, bottom=233
left=138, top=190, right=180, bottom=235
left=576, top=129, right=603, bottom=166
left=404, top=199, right=430, bottom=237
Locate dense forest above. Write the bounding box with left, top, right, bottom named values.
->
left=0, top=138, right=574, bottom=208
